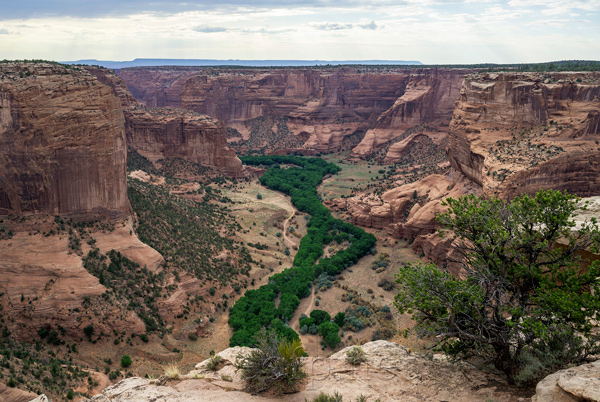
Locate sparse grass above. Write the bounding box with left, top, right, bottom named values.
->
left=163, top=364, right=181, bottom=379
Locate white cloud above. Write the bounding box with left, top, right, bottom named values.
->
left=312, top=22, right=353, bottom=30
left=193, top=25, right=228, bottom=33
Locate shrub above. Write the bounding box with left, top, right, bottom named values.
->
left=188, top=332, right=198, bottom=341
left=206, top=355, right=224, bottom=371
left=83, top=325, right=94, bottom=339
left=309, top=392, right=343, bottom=402
left=396, top=190, right=600, bottom=385
left=120, top=355, right=132, bottom=368
left=345, top=346, right=366, bottom=365
left=163, top=364, right=181, bottom=379
left=334, top=312, right=346, bottom=327
left=310, top=310, right=331, bottom=325
left=236, top=328, right=306, bottom=394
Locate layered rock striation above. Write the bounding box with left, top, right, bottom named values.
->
left=118, top=67, right=469, bottom=154
left=0, top=62, right=129, bottom=220
left=334, top=71, right=600, bottom=265
left=88, top=67, right=243, bottom=176
left=448, top=71, right=600, bottom=197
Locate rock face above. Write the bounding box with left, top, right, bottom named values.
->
left=352, top=69, right=466, bottom=158
left=335, top=71, right=600, bottom=265
left=532, top=360, right=600, bottom=402
left=448, top=71, right=600, bottom=197
left=87, top=67, right=243, bottom=176
left=118, top=67, right=468, bottom=154
left=83, top=340, right=525, bottom=402
left=0, top=62, right=129, bottom=221
left=124, top=108, right=242, bottom=176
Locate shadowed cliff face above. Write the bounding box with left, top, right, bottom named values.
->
left=333, top=71, right=600, bottom=269
left=0, top=63, right=129, bottom=221
left=448, top=71, right=600, bottom=197
left=118, top=67, right=468, bottom=154
left=88, top=67, right=243, bottom=177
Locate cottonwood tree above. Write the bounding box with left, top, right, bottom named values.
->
left=395, top=190, right=600, bottom=385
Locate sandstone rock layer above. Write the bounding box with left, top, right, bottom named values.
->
left=0, top=63, right=129, bottom=221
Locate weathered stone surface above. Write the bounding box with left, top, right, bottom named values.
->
left=0, top=62, right=129, bottom=221
left=448, top=71, right=600, bottom=198
left=86, top=67, right=243, bottom=177
left=0, top=381, right=37, bottom=402
left=532, top=361, right=600, bottom=402
left=352, top=69, right=465, bottom=157
left=86, top=340, right=525, bottom=401
left=118, top=67, right=469, bottom=154
left=124, top=108, right=243, bottom=177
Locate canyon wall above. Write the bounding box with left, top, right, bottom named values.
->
left=0, top=63, right=129, bottom=220
left=335, top=71, right=600, bottom=268
left=448, top=71, right=600, bottom=197
left=118, top=67, right=468, bottom=154
left=89, top=67, right=243, bottom=176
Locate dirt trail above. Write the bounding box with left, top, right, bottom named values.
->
left=275, top=193, right=298, bottom=249
left=290, top=287, right=316, bottom=332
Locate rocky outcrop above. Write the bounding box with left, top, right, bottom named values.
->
left=448, top=71, right=600, bottom=197
left=118, top=67, right=469, bottom=154
left=82, top=340, right=524, bottom=402
left=532, top=360, right=600, bottom=402
left=124, top=108, right=243, bottom=176
left=352, top=69, right=465, bottom=157
left=0, top=62, right=129, bottom=221
left=0, top=217, right=162, bottom=341
left=86, top=67, right=243, bottom=176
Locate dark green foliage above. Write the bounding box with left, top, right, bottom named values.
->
left=334, top=312, right=346, bottom=327
left=236, top=328, right=306, bottom=394
left=126, top=148, right=159, bottom=175
left=318, top=322, right=340, bottom=348
left=83, top=325, right=94, bottom=340
left=120, top=355, right=132, bottom=368
left=128, top=178, right=250, bottom=283
left=229, top=156, right=376, bottom=346
left=395, top=190, right=600, bottom=386
left=309, top=310, right=331, bottom=325
left=83, top=249, right=164, bottom=333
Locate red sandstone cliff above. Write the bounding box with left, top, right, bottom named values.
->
left=448, top=71, right=600, bottom=197
left=335, top=71, right=600, bottom=267
left=88, top=67, right=243, bottom=176
left=352, top=69, right=466, bottom=158
left=0, top=63, right=129, bottom=220
left=118, top=67, right=468, bottom=154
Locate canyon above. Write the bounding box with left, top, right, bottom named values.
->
left=118, top=66, right=468, bottom=156
left=2, top=61, right=600, bottom=402
left=332, top=71, right=600, bottom=265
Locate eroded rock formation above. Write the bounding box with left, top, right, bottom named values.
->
left=0, top=63, right=129, bottom=220
left=87, top=67, right=243, bottom=176
left=334, top=71, right=600, bottom=265
left=448, top=71, right=600, bottom=197
left=352, top=69, right=466, bottom=158
left=118, top=67, right=468, bottom=154
left=80, top=340, right=524, bottom=402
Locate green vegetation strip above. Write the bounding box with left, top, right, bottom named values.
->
left=228, top=156, right=376, bottom=346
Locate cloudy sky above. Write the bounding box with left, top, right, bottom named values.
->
left=0, top=0, right=598, bottom=64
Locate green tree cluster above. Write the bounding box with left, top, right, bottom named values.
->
left=395, top=190, right=600, bottom=385
left=229, top=156, right=375, bottom=346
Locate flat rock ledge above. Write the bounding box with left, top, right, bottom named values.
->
left=31, top=341, right=536, bottom=402
left=532, top=360, right=600, bottom=402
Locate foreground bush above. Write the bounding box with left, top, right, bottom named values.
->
left=395, top=190, right=600, bottom=386
left=236, top=329, right=306, bottom=394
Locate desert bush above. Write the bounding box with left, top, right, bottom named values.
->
left=163, top=364, right=181, bottom=379
left=345, top=346, right=366, bottom=365
left=120, top=355, right=132, bottom=368
left=236, top=328, right=306, bottom=394
left=206, top=354, right=224, bottom=371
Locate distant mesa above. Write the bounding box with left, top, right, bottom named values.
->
left=61, top=58, right=423, bottom=69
